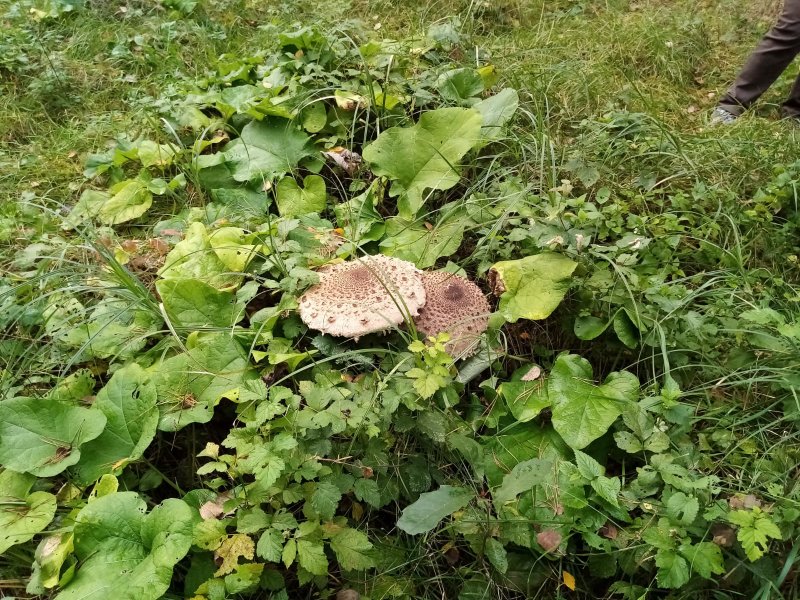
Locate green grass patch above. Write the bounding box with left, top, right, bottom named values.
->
left=1, top=1, right=799, bottom=599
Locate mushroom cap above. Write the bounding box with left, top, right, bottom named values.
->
left=299, top=255, right=426, bottom=338
left=414, top=271, right=491, bottom=357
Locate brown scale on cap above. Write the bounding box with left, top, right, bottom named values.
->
left=414, top=271, right=491, bottom=357
left=299, top=255, right=426, bottom=339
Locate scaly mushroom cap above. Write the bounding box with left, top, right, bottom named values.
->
left=414, top=271, right=491, bottom=357
left=299, top=255, right=426, bottom=338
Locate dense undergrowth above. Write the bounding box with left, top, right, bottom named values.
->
left=1, top=1, right=799, bottom=599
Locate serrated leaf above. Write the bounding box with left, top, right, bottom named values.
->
left=729, top=508, right=782, bottom=561
left=493, top=458, right=554, bottom=505
left=489, top=253, right=577, bottom=323
left=645, top=430, right=670, bottom=453
left=574, top=450, right=604, bottom=480
left=0, top=397, right=107, bottom=477
left=296, top=539, right=328, bottom=575
left=548, top=354, right=639, bottom=450
left=363, top=107, right=482, bottom=217
left=54, top=493, right=194, bottom=600
left=666, top=492, right=699, bottom=526
left=642, top=518, right=675, bottom=551
left=73, top=364, right=159, bottom=484
left=484, top=538, right=507, bottom=574
left=655, top=549, right=690, bottom=589
left=614, top=431, right=643, bottom=453
left=678, top=541, right=725, bottom=579
left=215, top=533, right=255, bottom=576
left=591, top=476, right=621, bottom=507
left=397, top=485, right=473, bottom=535
left=256, top=529, right=283, bottom=563
left=224, top=562, right=263, bottom=594
left=354, top=479, right=381, bottom=508
left=282, top=538, right=297, bottom=567
left=311, top=481, right=342, bottom=520
left=411, top=371, right=444, bottom=399
left=256, top=455, right=285, bottom=488
left=193, top=518, right=228, bottom=550
left=330, top=528, right=375, bottom=570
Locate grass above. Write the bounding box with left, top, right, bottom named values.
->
left=2, top=0, right=800, bottom=598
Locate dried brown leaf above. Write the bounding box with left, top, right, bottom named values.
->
left=536, top=529, right=562, bottom=553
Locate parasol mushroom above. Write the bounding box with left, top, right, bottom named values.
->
left=298, top=254, right=426, bottom=339
left=413, top=271, right=491, bottom=357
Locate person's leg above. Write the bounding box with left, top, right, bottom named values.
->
left=718, top=0, right=800, bottom=116
left=782, top=72, right=800, bottom=117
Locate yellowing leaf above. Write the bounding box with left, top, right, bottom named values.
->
left=214, top=533, right=255, bottom=576
left=208, top=227, right=260, bottom=272
left=98, top=179, right=153, bottom=225
left=489, top=253, right=577, bottom=322
left=562, top=570, right=576, bottom=591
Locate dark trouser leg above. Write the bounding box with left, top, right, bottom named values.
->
left=782, top=72, right=800, bottom=117
left=718, top=0, right=800, bottom=116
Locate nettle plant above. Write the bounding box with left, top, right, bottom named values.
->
left=1, top=21, right=796, bottom=600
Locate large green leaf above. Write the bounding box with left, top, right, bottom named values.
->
left=207, top=226, right=260, bottom=272
left=158, top=222, right=242, bottom=289
left=498, top=366, right=550, bottom=423
left=363, top=107, right=483, bottom=217
left=222, top=118, right=316, bottom=183
left=548, top=354, right=639, bottom=450
left=492, top=457, right=555, bottom=505
left=483, top=422, right=569, bottom=487
left=276, top=175, right=326, bottom=217
left=0, top=398, right=107, bottom=477
left=0, top=469, right=57, bottom=553
left=60, top=298, right=161, bottom=361
left=473, top=88, right=519, bottom=142
left=437, top=68, right=484, bottom=104
left=67, top=179, right=153, bottom=226
left=151, top=333, right=258, bottom=431
left=72, top=364, right=159, bottom=485
left=396, top=485, right=474, bottom=535
left=54, top=492, right=195, bottom=600
left=98, top=179, right=154, bottom=225
left=379, top=207, right=470, bottom=268
left=156, top=279, right=245, bottom=329
left=489, top=253, right=577, bottom=322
